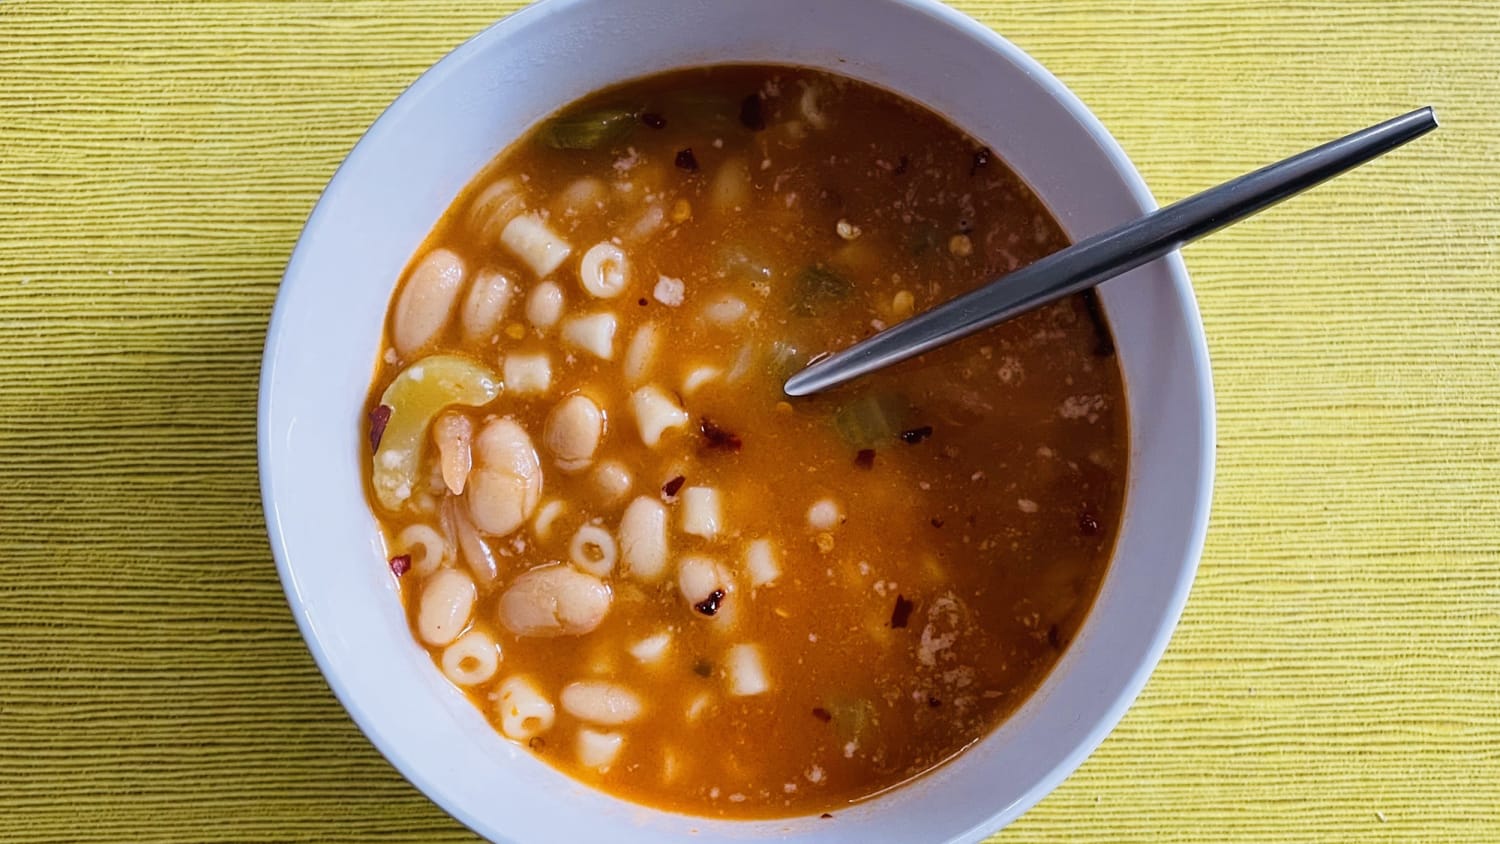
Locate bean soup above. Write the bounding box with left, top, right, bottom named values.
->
left=363, top=65, right=1127, bottom=819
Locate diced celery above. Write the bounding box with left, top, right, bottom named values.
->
left=791, top=265, right=852, bottom=316
left=541, top=105, right=639, bottom=151
left=831, top=391, right=906, bottom=449
left=371, top=354, right=501, bottom=511
left=907, top=222, right=943, bottom=256
left=659, top=89, right=737, bottom=130
left=766, top=339, right=808, bottom=382
left=828, top=697, right=875, bottom=743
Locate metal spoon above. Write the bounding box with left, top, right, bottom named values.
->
left=783, top=106, right=1438, bottom=397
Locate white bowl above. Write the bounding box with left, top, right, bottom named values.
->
left=258, top=0, right=1215, bottom=841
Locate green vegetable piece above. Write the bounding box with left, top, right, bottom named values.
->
left=907, top=222, right=943, bottom=256
left=832, top=391, right=906, bottom=449
left=766, top=339, right=809, bottom=382
left=828, top=697, right=876, bottom=743
left=791, top=265, right=852, bottom=316
left=371, top=354, right=502, bottom=511
left=541, top=105, right=639, bottom=151
left=659, top=89, right=737, bottom=129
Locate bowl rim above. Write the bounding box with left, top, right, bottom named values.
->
left=258, top=0, right=1215, bottom=840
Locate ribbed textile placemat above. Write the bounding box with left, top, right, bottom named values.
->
left=1, top=1, right=1496, bottom=841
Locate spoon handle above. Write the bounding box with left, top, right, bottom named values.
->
left=784, top=106, right=1438, bottom=397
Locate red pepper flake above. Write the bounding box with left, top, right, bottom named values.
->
left=692, top=659, right=713, bottom=678
left=638, top=297, right=649, bottom=306
left=368, top=404, right=392, bottom=453
left=820, top=813, right=834, bottom=820
left=739, top=94, right=765, bottom=130
left=528, top=736, right=546, bottom=752
left=698, top=417, right=743, bottom=453
left=674, top=147, right=699, bottom=172
left=970, top=146, right=992, bottom=176
left=388, top=554, right=411, bottom=577
left=900, top=425, right=934, bottom=444
left=640, top=111, right=666, bottom=129
left=1079, top=509, right=1101, bottom=536
left=930, top=517, right=944, bottom=528
left=854, top=448, right=876, bottom=469
left=662, top=475, right=686, bottom=498
left=927, top=696, right=942, bottom=708
left=811, top=707, right=832, bottom=722
left=889, top=594, right=915, bottom=629
left=693, top=589, right=725, bottom=616
left=1047, top=623, right=1062, bottom=650
left=893, top=154, right=909, bottom=176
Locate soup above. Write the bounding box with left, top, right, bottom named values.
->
left=362, top=65, right=1126, bottom=819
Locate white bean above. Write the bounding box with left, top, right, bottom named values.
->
left=460, top=269, right=515, bottom=344
left=396, top=523, right=451, bottom=577
left=628, top=632, right=671, bottom=664
left=446, top=496, right=499, bottom=585
left=502, top=351, right=552, bottom=395
left=531, top=499, right=566, bottom=542
left=569, top=524, right=617, bottom=578
left=578, top=242, right=629, bottom=298
left=561, top=312, right=617, bottom=360
left=744, top=539, right=780, bottom=587
left=681, top=365, right=721, bottom=396
left=724, top=343, right=755, bottom=384
left=466, top=418, right=543, bottom=537
left=628, top=385, right=688, bottom=447
left=576, top=728, right=624, bottom=771
left=628, top=203, right=666, bottom=241
left=496, top=675, right=554, bottom=740
left=684, top=692, right=714, bottom=722
left=807, top=498, right=843, bottom=531
left=725, top=643, right=770, bottom=696
left=799, top=83, right=828, bottom=129
left=416, top=568, right=476, bottom=646
left=498, top=564, right=611, bottom=637
left=525, top=280, right=565, bottom=331
left=704, top=294, right=748, bottom=324
left=590, top=460, right=633, bottom=505
left=392, top=248, right=466, bottom=357
left=440, top=629, right=500, bottom=686
left=618, top=496, right=668, bottom=581
left=555, top=177, right=606, bottom=218
left=710, top=158, right=750, bottom=215
left=661, top=747, right=683, bottom=784
left=560, top=680, right=644, bottom=726
left=680, top=486, right=722, bottom=540
left=501, top=212, right=572, bottom=279
left=469, top=177, right=525, bottom=243
left=431, top=410, right=473, bottom=495
left=543, top=395, right=603, bottom=473
left=622, top=323, right=660, bottom=385
left=678, top=555, right=733, bottom=620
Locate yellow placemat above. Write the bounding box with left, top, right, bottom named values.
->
left=1, top=1, right=1496, bottom=840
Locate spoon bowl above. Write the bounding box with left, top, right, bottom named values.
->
left=784, top=107, right=1437, bottom=397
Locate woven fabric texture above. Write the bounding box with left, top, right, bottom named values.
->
left=1, top=1, right=1496, bottom=841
